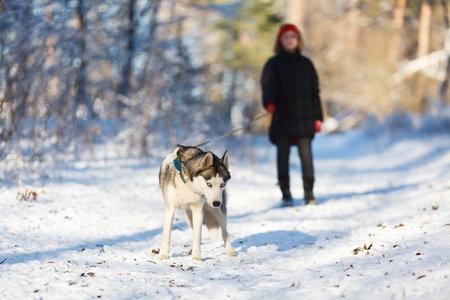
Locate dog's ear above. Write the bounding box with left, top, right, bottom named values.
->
left=175, top=146, right=189, bottom=163
left=174, top=144, right=184, bottom=155
left=199, top=152, right=213, bottom=170
left=221, top=150, right=229, bottom=170
left=176, top=146, right=202, bottom=164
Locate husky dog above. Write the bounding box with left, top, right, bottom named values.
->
left=158, top=145, right=236, bottom=261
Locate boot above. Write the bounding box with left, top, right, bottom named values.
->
left=303, top=176, right=317, bottom=205
left=281, top=188, right=293, bottom=207
left=304, top=191, right=317, bottom=205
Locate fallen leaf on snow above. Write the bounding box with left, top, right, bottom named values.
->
left=363, top=243, right=373, bottom=250
left=353, top=247, right=363, bottom=255
left=354, top=242, right=373, bottom=255
left=16, top=189, right=38, bottom=201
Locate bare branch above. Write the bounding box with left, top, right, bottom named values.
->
left=388, top=50, right=446, bottom=86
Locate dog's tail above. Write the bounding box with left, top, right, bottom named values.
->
left=183, top=208, right=220, bottom=239
left=203, top=209, right=220, bottom=239
left=203, top=195, right=227, bottom=239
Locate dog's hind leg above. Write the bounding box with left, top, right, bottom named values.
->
left=190, top=202, right=204, bottom=261
left=159, top=206, right=176, bottom=260
left=182, top=209, right=193, bottom=228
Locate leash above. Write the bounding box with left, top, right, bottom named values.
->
left=194, top=112, right=269, bottom=148
left=174, top=112, right=269, bottom=185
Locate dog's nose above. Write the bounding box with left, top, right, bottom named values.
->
left=213, top=201, right=221, bottom=207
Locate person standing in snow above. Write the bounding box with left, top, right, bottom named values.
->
left=261, top=23, right=323, bottom=206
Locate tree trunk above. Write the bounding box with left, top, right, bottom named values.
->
left=389, top=0, right=407, bottom=64
left=417, top=0, right=432, bottom=58
left=439, top=56, right=450, bottom=104
left=439, top=27, right=450, bottom=105
left=75, top=0, right=90, bottom=117
left=119, top=0, right=137, bottom=97
left=0, top=0, right=6, bottom=16
left=138, top=0, right=161, bottom=85
left=286, top=0, right=307, bottom=34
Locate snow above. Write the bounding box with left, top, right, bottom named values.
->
left=1, top=129, right=449, bottom=299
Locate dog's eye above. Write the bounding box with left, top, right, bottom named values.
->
left=206, top=182, right=212, bottom=188
left=220, top=183, right=225, bottom=188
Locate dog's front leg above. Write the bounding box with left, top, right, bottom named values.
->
left=190, top=202, right=204, bottom=261
left=159, top=206, right=176, bottom=260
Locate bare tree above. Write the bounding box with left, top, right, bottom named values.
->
left=417, top=0, right=433, bottom=58
left=285, top=0, right=307, bottom=34
left=1, top=0, right=448, bottom=176
left=119, top=0, right=137, bottom=98
left=439, top=27, right=450, bottom=104
left=75, top=0, right=90, bottom=118
left=389, top=0, right=407, bottom=64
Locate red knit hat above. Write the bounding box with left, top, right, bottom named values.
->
left=277, top=24, right=300, bottom=42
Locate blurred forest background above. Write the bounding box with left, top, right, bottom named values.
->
left=1, top=0, right=450, bottom=173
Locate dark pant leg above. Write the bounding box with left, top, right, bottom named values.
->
left=296, top=137, right=315, bottom=193
left=276, top=136, right=291, bottom=193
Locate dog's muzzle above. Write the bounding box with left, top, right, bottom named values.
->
left=213, top=201, right=221, bottom=207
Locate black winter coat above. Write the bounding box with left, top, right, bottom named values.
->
left=261, top=50, right=323, bottom=141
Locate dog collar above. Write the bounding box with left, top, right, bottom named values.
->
left=173, top=158, right=187, bottom=184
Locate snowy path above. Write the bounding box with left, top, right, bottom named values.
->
left=1, top=131, right=449, bottom=299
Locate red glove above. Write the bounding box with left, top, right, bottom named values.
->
left=315, top=120, right=322, bottom=133
left=265, top=102, right=276, bottom=114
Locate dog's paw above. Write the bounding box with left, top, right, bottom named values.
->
left=158, top=254, right=169, bottom=260
left=227, top=250, right=237, bottom=257
left=192, top=256, right=203, bottom=261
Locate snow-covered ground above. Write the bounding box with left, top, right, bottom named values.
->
left=1, top=129, right=449, bottom=299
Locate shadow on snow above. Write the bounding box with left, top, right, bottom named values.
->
left=233, top=230, right=316, bottom=253
left=0, top=229, right=160, bottom=266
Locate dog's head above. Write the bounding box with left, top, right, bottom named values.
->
left=176, top=146, right=230, bottom=208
